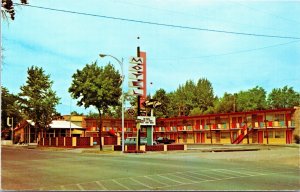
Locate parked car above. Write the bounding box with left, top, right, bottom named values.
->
left=155, top=137, right=175, bottom=144
left=124, top=137, right=157, bottom=145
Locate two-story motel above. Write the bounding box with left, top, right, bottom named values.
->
left=83, top=107, right=299, bottom=145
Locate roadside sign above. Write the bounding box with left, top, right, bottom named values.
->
left=137, top=116, right=156, bottom=126
left=129, top=57, right=143, bottom=64
left=127, top=108, right=135, bottom=116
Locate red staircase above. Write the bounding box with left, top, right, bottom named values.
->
left=232, top=124, right=252, bottom=144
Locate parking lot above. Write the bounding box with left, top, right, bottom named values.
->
left=1, top=145, right=299, bottom=190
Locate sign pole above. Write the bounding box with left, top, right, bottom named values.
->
left=137, top=45, right=141, bottom=151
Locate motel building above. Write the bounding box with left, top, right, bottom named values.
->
left=13, top=107, right=299, bottom=146
left=82, top=107, right=299, bottom=145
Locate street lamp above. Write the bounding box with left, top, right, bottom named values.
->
left=99, top=54, right=125, bottom=153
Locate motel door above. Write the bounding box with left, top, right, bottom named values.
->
left=286, top=129, right=293, bottom=144
left=215, top=131, right=221, bottom=143
left=258, top=131, right=263, bottom=143
left=201, top=133, right=205, bottom=143
left=183, top=133, right=187, bottom=143
left=196, top=133, right=201, bottom=143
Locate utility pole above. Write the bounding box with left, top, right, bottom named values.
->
left=137, top=44, right=141, bottom=151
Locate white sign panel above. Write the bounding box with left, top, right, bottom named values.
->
left=129, top=64, right=143, bottom=72
left=128, top=89, right=144, bottom=96
left=129, top=57, right=143, bottom=64
left=137, top=116, right=156, bottom=126
left=128, top=73, right=143, bottom=80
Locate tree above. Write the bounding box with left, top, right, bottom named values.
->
left=195, top=78, right=215, bottom=112
left=1, top=86, right=23, bottom=139
left=70, top=111, right=83, bottom=116
left=69, top=62, right=121, bottom=150
left=152, top=89, right=170, bottom=118
left=18, top=66, right=60, bottom=142
left=214, top=92, right=236, bottom=113
left=236, top=86, right=267, bottom=112
left=1, top=0, right=28, bottom=21
left=267, top=86, right=300, bottom=109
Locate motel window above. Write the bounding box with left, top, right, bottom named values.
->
left=188, top=134, right=193, bottom=139
left=274, top=114, right=284, bottom=121
left=221, top=132, right=230, bottom=139
left=264, top=131, right=273, bottom=138
left=275, top=131, right=284, bottom=138
left=206, top=133, right=211, bottom=139
left=266, top=115, right=273, bottom=121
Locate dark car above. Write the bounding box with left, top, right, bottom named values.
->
left=155, top=137, right=175, bottom=144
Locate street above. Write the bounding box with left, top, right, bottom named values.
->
left=1, top=145, right=299, bottom=190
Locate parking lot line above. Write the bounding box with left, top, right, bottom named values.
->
left=222, top=169, right=256, bottom=176
left=165, top=172, right=197, bottom=184
left=212, top=169, right=244, bottom=177
left=157, top=174, right=184, bottom=184
left=130, top=178, right=152, bottom=189
left=95, top=181, right=108, bottom=190
left=76, top=184, right=85, bottom=191
left=111, top=179, right=131, bottom=190
left=143, top=175, right=168, bottom=186
left=177, top=172, right=209, bottom=181
left=188, top=171, right=216, bottom=180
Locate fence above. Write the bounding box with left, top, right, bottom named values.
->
left=39, top=137, right=92, bottom=148
left=39, top=136, right=118, bottom=148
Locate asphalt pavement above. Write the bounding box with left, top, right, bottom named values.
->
left=1, top=144, right=299, bottom=190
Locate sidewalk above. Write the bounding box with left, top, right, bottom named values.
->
left=3, top=143, right=298, bottom=154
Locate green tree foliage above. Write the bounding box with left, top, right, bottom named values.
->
left=175, top=80, right=196, bottom=116
left=18, top=66, right=60, bottom=142
left=1, top=86, right=23, bottom=138
left=165, top=91, right=180, bottom=117
left=151, top=78, right=215, bottom=117
left=152, top=89, right=170, bottom=118
left=267, top=86, right=300, bottom=109
left=214, top=93, right=236, bottom=113
left=195, top=78, right=215, bottom=112
left=1, top=0, right=28, bottom=20
left=70, top=111, right=83, bottom=116
left=69, top=62, right=121, bottom=150
left=236, top=86, right=267, bottom=112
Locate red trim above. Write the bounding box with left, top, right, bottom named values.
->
left=157, top=108, right=295, bottom=122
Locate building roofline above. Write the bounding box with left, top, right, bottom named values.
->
left=157, top=108, right=295, bottom=121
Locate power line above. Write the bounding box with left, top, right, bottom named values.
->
left=230, top=1, right=300, bottom=25
left=15, top=3, right=300, bottom=40
left=149, top=40, right=300, bottom=61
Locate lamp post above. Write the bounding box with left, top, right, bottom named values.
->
left=99, top=54, right=125, bottom=152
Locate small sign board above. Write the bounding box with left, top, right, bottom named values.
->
left=137, top=116, right=156, bottom=126
left=127, top=108, right=135, bottom=116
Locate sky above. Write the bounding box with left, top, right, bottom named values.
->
left=1, top=0, right=300, bottom=115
